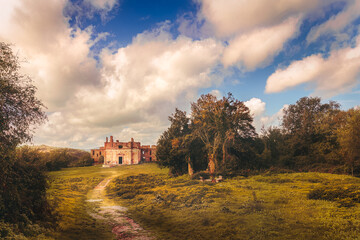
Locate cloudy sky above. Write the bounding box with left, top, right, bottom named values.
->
left=1, top=0, right=360, bottom=149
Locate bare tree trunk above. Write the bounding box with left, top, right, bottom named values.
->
left=188, top=156, right=194, bottom=176
left=222, top=143, right=226, bottom=166
left=208, top=153, right=215, bottom=174
left=208, top=153, right=216, bottom=182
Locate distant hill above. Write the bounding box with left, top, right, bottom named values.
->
left=31, top=144, right=89, bottom=155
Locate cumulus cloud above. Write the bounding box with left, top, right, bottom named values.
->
left=71, top=27, right=224, bottom=129
left=0, top=0, right=225, bottom=148
left=186, top=0, right=332, bottom=71
left=200, top=0, right=324, bottom=38
left=222, top=17, right=300, bottom=70
left=307, top=0, right=360, bottom=43
left=244, top=98, right=286, bottom=132
left=0, top=0, right=101, bottom=110
left=265, top=36, right=360, bottom=96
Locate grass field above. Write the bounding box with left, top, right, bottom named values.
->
left=48, top=163, right=360, bottom=239
left=47, top=164, right=167, bottom=239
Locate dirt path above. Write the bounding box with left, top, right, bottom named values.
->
left=87, top=177, right=153, bottom=240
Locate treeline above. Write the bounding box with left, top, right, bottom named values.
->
left=16, top=146, right=94, bottom=171
left=156, top=94, right=360, bottom=177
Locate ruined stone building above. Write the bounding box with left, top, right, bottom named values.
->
left=91, top=136, right=156, bottom=165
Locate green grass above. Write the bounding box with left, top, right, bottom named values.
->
left=47, top=163, right=360, bottom=239
left=47, top=164, right=167, bottom=240
left=106, top=165, right=360, bottom=240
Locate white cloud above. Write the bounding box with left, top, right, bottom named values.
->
left=85, top=0, right=117, bottom=10
left=0, top=0, right=101, bottom=110
left=222, top=17, right=300, bottom=70
left=209, top=89, right=222, bottom=99
left=244, top=98, right=266, bottom=132
left=245, top=98, right=266, bottom=118
left=199, top=0, right=325, bottom=38
left=266, top=36, right=360, bottom=96
left=244, top=98, right=286, bottom=132
left=71, top=29, right=224, bottom=128
left=307, top=0, right=360, bottom=43
left=0, top=0, right=225, bottom=148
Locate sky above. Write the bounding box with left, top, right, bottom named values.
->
left=1, top=0, right=360, bottom=149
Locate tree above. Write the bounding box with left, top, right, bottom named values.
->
left=260, top=127, right=286, bottom=168
left=0, top=42, right=46, bottom=153
left=191, top=93, right=256, bottom=175
left=0, top=42, right=48, bottom=225
left=281, top=97, right=340, bottom=169
left=337, top=109, right=360, bottom=175
left=157, top=109, right=192, bottom=176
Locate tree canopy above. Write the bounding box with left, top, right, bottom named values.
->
left=0, top=42, right=50, bottom=228
left=0, top=42, right=46, bottom=152
left=157, top=93, right=257, bottom=177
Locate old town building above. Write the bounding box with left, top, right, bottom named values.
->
left=91, top=136, right=156, bottom=165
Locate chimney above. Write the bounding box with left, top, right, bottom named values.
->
left=131, top=138, right=134, bottom=142
left=110, top=136, right=114, bottom=147
left=106, top=137, right=108, bottom=142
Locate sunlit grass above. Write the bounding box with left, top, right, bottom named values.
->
left=47, top=163, right=360, bottom=239
left=47, top=164, right=167, bottom=239
left=107, top=166, right=360, bottom=240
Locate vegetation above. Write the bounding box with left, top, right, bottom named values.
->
left=46, top=163, right=167, bottom=239
left=1, top=39, right=360, bottom=239
left=260, top=97, right=360, bottom=175
left=16, top=145, right=94, bottom=171
left=157, top=93, right=257, bottom=177
left=107, top=163, right=360, bottom=240
left=158, top=95, right=360, bottom=177
left=0, top=42, right=51, bottom=239
left=46, top=166, right=116, bottom=240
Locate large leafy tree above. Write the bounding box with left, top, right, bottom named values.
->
left=0, top=42, right=48, bottom=224
left=281, top=97, right=340, bottom=169
left=337, top=109, right=360, bottom=175
left=157, top=109, right=193, bottom=176
left=191, top=93, right=256, bottom=174
left=0, top=42, right=46, bottom=152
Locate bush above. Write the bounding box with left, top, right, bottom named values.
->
left=308, top=185, right=360, bottom=207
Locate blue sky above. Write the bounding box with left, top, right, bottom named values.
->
left=1, top=0, right=360, bottom=149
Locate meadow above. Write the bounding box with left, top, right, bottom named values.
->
left=48, top=163, right=360, bottom=239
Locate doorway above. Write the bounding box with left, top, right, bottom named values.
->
left=118, top=156, right=123, bottom=164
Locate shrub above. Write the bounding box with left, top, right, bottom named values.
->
left=308, top=185, right=360, bottom=207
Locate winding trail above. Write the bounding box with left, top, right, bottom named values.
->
left=87, top=177, right=153, bottom=240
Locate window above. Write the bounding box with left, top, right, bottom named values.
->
left=92, top=150, right=95, bottom=155
left=150, top=150, right=152, bottom=155
left=142, top=150, right=145, bottom=154
left=150, top=157, right=152, bottom=162
left=100, top=151, right=101, bottom=155
left=118, top=145, right=123, bottom=149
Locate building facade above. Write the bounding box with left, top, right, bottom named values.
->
left=91, top=136, right=156, bottom=165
